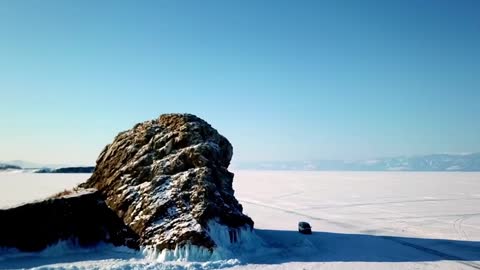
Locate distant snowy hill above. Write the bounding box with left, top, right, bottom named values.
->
left=0, top=163, right=22, bottom=171
left=235, top=153, right=480, bottom=171
left=0, top=161, right=94, bottom=173
left=0, top=160, right=67, bottom=169
left=4, top=154, right=480, bottom=172
left=35, top=166, right=95, bottom=173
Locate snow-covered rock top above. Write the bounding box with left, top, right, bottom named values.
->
left=80, top=114, right=253, bottom=256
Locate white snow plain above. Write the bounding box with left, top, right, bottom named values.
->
left=0, top=171, right=479, bottom=270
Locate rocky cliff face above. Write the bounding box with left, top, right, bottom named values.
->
left=0, top=190, right=139, bottom=252
left=80, top=114, right=253, bottom=255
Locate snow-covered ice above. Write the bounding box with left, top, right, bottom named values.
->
left=0, top=171, right=479, bottom=269
left=0, top=173, right=88, bottom=209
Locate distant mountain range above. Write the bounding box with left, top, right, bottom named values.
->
left=0, top=164, right=22, bottom=171
left=0, top=161, right=94, bottom=173
left=34, top=167, right=96, bottom=173
left=234, top=153, right=480, bottom=171
left=0, top=160, right=69, bottom=169
left=3, top=153, right=480, bottom=172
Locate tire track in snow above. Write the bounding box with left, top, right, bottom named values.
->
left=298, top=197, right=480, bottom=210
left=382, top=236, right=480, bottom=270
left=453, top=216, right=469, bottom=241
left=240, top=199, right=356, bottom=229
left=271, top=191, right=304, bottom=200
left=240, top=199, right=480, bottom=269
left=460, top=216, right=469, bottom=241
left=453, top=213, right=480, bottom=241
left=374, top=212, right=480, bottom=220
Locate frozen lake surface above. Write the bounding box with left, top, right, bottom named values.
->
left=0, top=173, right=88, bottom=209
left=0, top=171, right=479, bottom=269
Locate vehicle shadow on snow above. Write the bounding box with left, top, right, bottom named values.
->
left=250, top=229, right=480, bottom=264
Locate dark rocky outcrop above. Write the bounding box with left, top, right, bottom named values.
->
left=0, top=164, right=21, bottom=171
left=35, top=166, right=95, bottom=173
left=0, top=190, right=139, bottom=252
left=80, top=114, right=253, bottom=251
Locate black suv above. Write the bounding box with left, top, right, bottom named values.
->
left=298, top=221, right=312, bottom=234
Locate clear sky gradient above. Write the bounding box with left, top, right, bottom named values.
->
left=1, top=0, right=479, bottom=165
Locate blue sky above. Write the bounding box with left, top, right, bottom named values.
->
left=1, top=0, right=479, bottom=165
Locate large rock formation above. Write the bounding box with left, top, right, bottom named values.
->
left=0, top=190, right=139, bottom=252
left=0, top=114, right=253, bottom=258
left=80, top=114, right=253, bottom=256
